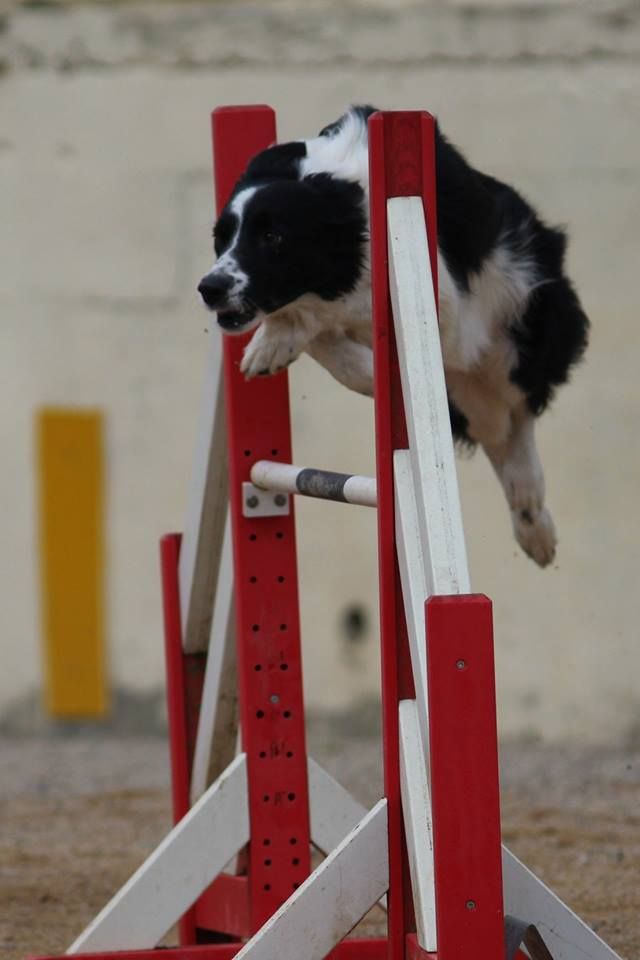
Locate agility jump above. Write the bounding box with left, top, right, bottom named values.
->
left=29, top=107, right=620, bottom=960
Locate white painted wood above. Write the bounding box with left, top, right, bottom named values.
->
left=179, top=332, right=228, bottom=653
left=190, top=515, right=238, bottom=804
left=67, top=755, right=249, bottom=954
left=307, top=757, right=371, bottom=854
left=399, top=700, right=437, bottom=952
left=394, top=450, right=429, bottom=744
left=388, top=196, right=470, bottom=596
left=308, top=757, right=388, bottom=912
left=502, top=846, right=623, bottom=960
left=234, top=800, right=389, bottom=960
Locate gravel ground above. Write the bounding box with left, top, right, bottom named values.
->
left=2, top=722, right=639, bottom=960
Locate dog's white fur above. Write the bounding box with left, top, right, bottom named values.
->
left=212, top=119, right=557, bottom=566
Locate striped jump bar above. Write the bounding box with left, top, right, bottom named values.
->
left=250, top=460, right=378, bottom=508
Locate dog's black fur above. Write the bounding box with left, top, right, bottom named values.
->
left=198, top=106, right=590, bottom=565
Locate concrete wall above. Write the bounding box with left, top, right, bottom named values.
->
left=2, top=0, right=639, bottom=741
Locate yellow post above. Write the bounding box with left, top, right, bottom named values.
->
left=37, top=408, right=108, bottom=718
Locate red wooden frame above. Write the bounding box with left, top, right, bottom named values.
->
left=28, top=107, right=507, bottom=960
left=369, top=111, right=505, bottom=960
left=213, top=105, right=312, bottom=933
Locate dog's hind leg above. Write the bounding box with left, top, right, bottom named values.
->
left=306, top=332, right=374, bottom=397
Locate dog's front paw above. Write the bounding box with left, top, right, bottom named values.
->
left=240, top=325, right=302, bottom=379
left=512, top=506, right=557, bottom=568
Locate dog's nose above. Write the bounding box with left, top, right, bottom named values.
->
left=198, top=273, right=233, bottom=309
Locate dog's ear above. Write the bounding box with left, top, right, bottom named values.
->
left=245, top=142, right=306, bottom=183
left=319, top=105, right=378, bottom=138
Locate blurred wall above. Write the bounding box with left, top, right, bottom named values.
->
left=1, top=0, right=639, bottom=741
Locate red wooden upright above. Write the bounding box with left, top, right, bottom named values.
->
left=369, top=111, right=505, bottom=960
left=213, top=106, right=312, bottom=932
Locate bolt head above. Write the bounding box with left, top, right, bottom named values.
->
left=465, top=899, right=476, bottom=910
left=456, top=659, right=466, bottom=670
left=274, top=493, right=287, bottom=507
left=246, top=495, right=259, bottom=509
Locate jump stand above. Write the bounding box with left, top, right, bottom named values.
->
left=29, top=108, right=623, bottom=960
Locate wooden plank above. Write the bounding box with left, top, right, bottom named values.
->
left=398, top=700, right=436, bottom=952
left=67, top=755, right=249, bottom=954
left=233, top=800, right=389, bottom=960
left=37, top=408, right=107, bottom=718
left=387, top=196, right=470, bottom=596
left=426, top=595, right=504, bottom=960
left=307, top=758, right=372, bottom=855
left=308, top=758, right=387, bottom=912
left=190, top=515, right=238, bottom=803
left=502, top=847, right=623, bottom=960
left=394, top=450, right=429, bottom=743
left=179, top=333, right=228, bottom=654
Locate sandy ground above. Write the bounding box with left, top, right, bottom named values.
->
left=2, top=722, right=639, bottom=960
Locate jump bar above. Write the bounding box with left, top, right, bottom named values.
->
left=250, top=460, right=377, bottom=508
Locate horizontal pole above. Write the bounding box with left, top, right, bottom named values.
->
left=250, top=460, right=377, bottom=508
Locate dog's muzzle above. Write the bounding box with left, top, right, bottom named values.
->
left=198, top=272, right=233, bottom=311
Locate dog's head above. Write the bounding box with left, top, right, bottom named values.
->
left=198, top=107, right=376, bottom=334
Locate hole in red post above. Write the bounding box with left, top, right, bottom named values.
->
left=276, top=531, right=284, bottom=540
left=256, top=710, right=264, bottom=718
left=280, top=663, right=288, bottom=671
left=252, top=624, right=260, bottom=632
left=287, top=792, right=296, bottom=801
left=289, top=837, right=297, bottom=845
left=249, top=533, right=257, bottom=542
left=283, top=710, right=291, bottom=718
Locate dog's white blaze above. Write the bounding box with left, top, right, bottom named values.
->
left=208, top=186, right=260, bottom=300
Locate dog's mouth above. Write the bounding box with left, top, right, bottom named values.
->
left=216, top=308, right=260, bottom=335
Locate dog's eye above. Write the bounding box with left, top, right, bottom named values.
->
left=264, top=231, right=283, bottom=247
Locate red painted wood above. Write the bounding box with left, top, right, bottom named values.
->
left=211, top=105, right=311, bottom=931
left=26, top=947, right=241, bottom=960
left=327, top=938, right=390, bottom=960
left=194, top=875, right=251, bottom=938
left=160, top=532, right=199, bottom=945
left=426, top=595, right=504, bottom=960
left=369, top=110, right=439, bottom=960
left=405, top=933, right=433, bottom=960
left=28, top=938, right=390, bottom=960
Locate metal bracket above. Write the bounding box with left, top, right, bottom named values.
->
left=242, top=482, right=290, bottom=518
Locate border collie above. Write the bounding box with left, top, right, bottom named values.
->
left=198, top=106, right=589, bottom=567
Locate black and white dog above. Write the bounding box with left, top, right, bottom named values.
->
left=198, top=106, right=589, bottom=567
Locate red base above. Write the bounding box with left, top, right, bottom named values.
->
left=27, top=937, right=389, bottom=960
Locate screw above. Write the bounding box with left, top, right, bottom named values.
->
left=274, top=494, right=287, bottom=507
left=456, top=659, right=466, bottom=670
left=246, top=495, right=259, bottom=509
left=270, top=694, right=280, bottom=704
left=466, top=899, right=476, bottom=910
